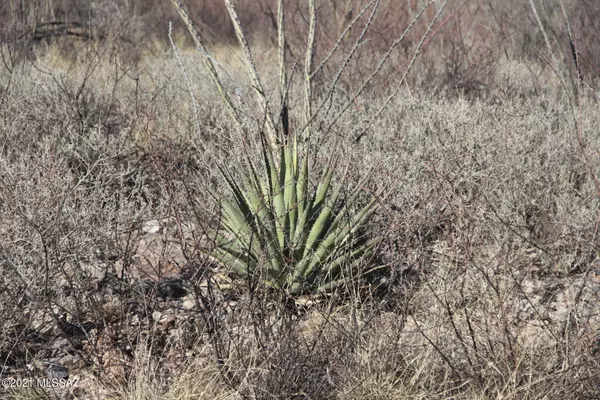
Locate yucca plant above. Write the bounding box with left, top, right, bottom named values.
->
left=209, top=135, right=380, bottom=295
left=170, top=0, right=447, bottom=295
left=167, top=0, right=383, bottom=295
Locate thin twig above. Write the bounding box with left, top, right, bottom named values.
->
left=322, top=0, right=438, bottom=134
left=225, top=0, right=279, bottom=151
left=528, top=0, right=554, bottom=61
left=354, top=0, right=450, bottom=142
left=528, top=0, right=570, bottom=97
left=303, top=0, right=317, bottom=142
left=311, top=0, right=378, bottom=80
left=559, top=0, right=582, bottom=96
left=314, top=0, right=381, bottom=125
left=169, top=0, right=244, bottom=139
left=277, top=0, right=289, bottom=138
left=168, top=22, right=203, bottom=149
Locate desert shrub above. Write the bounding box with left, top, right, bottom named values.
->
left=2, top=1, right=600, bottom=399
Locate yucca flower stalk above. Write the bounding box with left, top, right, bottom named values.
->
left=208, top=135, right=380, bottom=295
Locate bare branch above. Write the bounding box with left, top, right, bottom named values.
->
left=303, top=0, right=317, bottom=141
left=311, top=0, right=378, bottom=80
left=169, top=0, right=244, bottom=139
left=312, top=0, right=381, bottom=126
left=278, top=0, right=289, bottom=137
left=323, top=0, right=438, bottom=134
left=168, top=22, right=203, bottom=149
left=354, top=0, right=450, bottom=142
left=225, top=0, right=279, bottom=151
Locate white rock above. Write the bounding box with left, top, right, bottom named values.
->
left=142, top=220, right=162, bottom=234
left=182, top=299, right=195, bottom=310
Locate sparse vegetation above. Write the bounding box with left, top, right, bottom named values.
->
left=1, top=0, right=600, bottom=399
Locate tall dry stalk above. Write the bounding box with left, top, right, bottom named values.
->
left=169, top=0, right=244, bottom=140
left=277, top=0, right=289, bottom=137
left=224, top=0, right=279, bottom=150
left=303, top=0, right=317, bottom=142
left=528, top=0, right=572, bottom=98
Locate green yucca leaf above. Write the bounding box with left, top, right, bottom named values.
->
left=312, top=166, right=334, bottom=213
left=291, top=186, right=344, bottom=284
left=292, top=135, right=299, bottom=173
left=246, top=155, right=269, bottom=205
left=306, top=198, right=379, bottom=274
left=323, top=237, right=380, bottom=276
left=241, top=184, right=284, bottom=273
left=292, top=199, right=312, bottom=255
left=220, top=199, right=252, bottom=239
left=283, top=141, right=298, bottom=246
left=262, top=140, right=286, bottom=248
left=221, top=166, right=284, bottom=275
left=335, top=197, right=379, bottom=245
left=294, top=148, right=310, bottom=238
left=206, top=226, right=248, bottom=253
left=302, top=181, right=344, bottom=259
left=212, top=248, right=252, bottom=277
left=322, top=196, right=378, bottom=249
left=214, top=245, right=256, bottom=270
left=323, top=175, right=372, bottom=237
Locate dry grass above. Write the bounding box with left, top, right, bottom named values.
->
left=1, top=1, right=600, bottom=399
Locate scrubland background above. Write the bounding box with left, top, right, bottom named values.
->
left=1, top=0, right=600, bottom=399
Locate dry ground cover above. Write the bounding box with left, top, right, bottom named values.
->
left=1, top=1, right=600, bottom=399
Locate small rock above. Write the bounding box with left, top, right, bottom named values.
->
left=58, top=354, right=86, bottom=370
left=152, top=311, right=162, bottom=322
left=57, top=354, right=75, bottom=366
left=182, top=298, right=195, bottom=310
left=169, top=328, right=183, bottom=341
left=51, top=338, right=70, bottom=350
left=142, top=219, right=162, bottom=234
left=30, top=313, right=56, bottom=336
left=295, top=297, right=317, bottom=307
left=142, top=217, right=179, bottom=235
left=45, top=362, right=69, bottom=379
left=159, top=314, right=177, bottom=326
left=225, top=301, right=238, bottom=313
